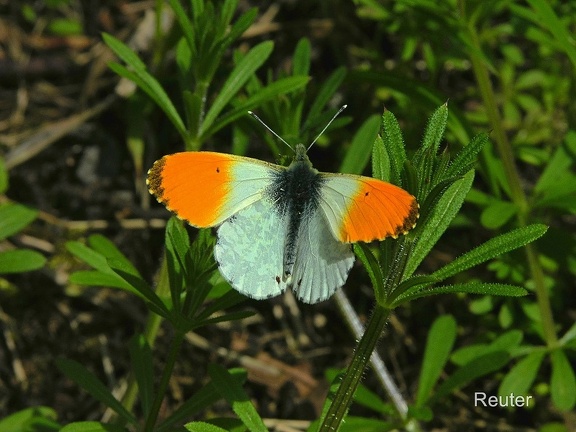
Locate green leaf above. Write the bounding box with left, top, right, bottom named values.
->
left=201, top=41, right=274, bottom=135
left=327, top=416, right=394, bottom=431
left=203, top=76, right=309, bottom=137
left=393, top=282, right=527, bottom=306
left=0, top=203, right=38, bottom=241
left=66, top=241, right=144, bottom=295
left=208, top=364, right=266, bottom=432
left=157, top=369, right=247, bottom=432
left=303, top=67, right=346, bottom=131
left=452, top=330, right=524, bottom=366
left=292, top=38, right=311, bottom=76
left=185, top=422, right=228, bottom=432
left=68, top=270, right=137, bottom=291
left=0, top=406, right=59, bottom=432
left=89, top=234, right=140, bottom=276
left=499, top=350, right=545, bottom=399
left=56, top=359, right=137, bottom=425
left=103, top=33, right=186, bottom=138
left=421, top=102, right=448, bottom=154
left=224, top=8, right=257, bottom=46
left=445, top=133, right=489, bottom=179
left=0, top=250, right=46, bottom=273
left=534, top=132, right=576, bottom=211
left=551, top=349, right=576, bottom=411
left=372, top=135, right=390, bottom=181
left=199, top=311, right=255, bottom=328
left=431, top=352, right=509, bottom=403
left=354, top=243, right=385, bottom=303
left=430, top=224, right=548, bottom=282
left=195, top=289, right=248, bottom=323
left=168, top=0, right=195, bottom=52
left=559, top=322, right=576, bottom=346
left=480, top=200, right=518, bottom=229
left=391, top=275, right=437, bottom=305
left=416, top=315, right=457, bottom=406
left=340, top=115, right=380, bottom=174
left=129, top=335, right=154, bottom=416
left=47, top=18, right=83, bottom=36
left=379, top=109, right=406, bottom=185
left=404, top=170, right=474, bottom=277
left=350, top=70, right=471, bottom=144
left=525, top=0, right=576, bottom=69
left=60, top=422, right=127, bottom=432
left=165, top=218, right=190, bottom=310
left=0, top=156, right=7, bottom=193
left=109, top=260, right=169, bottom=317
left=66, top=241, right=109, bottom=273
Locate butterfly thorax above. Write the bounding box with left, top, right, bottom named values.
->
left=266, top=144, right=325, bottom=281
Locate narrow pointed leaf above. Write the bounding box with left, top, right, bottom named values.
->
left=60, top=422, right=126, bottom=432
left=392, top=282, right=527, bottom=306
left=0, top=250, right=45, bottom=273
left=499, top=350, right=545, bottom=399
left=204, top=76, right=309, bottom=137
left=185, top=423, right=228, bottom=432
left=109, top=260, right=169, bottom=316
left=421, top=103, right=448, bottom=154
left=304, top=67, right=346, bottom=131
left=445, top=133, right=488, bottom=178
left=201, top=41, right=274, bottom=134
left=340, top=115, right=380, bottom=174
left=89, top=234, right=140, bottom=276
left=404, top=170, right=474, bottom=277
left=354, top=243, right=385, bottom=303
left=379, top=109, right=406, bottom=185
left=129, top=335, right=154, bottom=416
left=157, top=369, right=247, bottom=432
left=416, top=315, right=457, bottom=406
left=431, top=351, right=509, bottom=403
left=0, top=203, right=37, bottom=241
left=551, top=349, right=576, bottom=411
left=208, top=364, right=266, bottom=432
left=103, top=33, right=186, bottom=136
left=430, top=224, right=548, bottom=282
left=56, top=359, right=137, bottom=425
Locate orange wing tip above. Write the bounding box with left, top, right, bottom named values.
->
left=395, top=199, right=419, bottom=237
left=146, top=156, right=186, bottom=221
left=146, top=157, right=166, bottom=198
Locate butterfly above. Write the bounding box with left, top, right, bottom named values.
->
left=147, top=113, right=418, bottom=303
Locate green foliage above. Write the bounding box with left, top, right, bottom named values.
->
left=104, top=0, right=308, bottom=151
left=0, top=200, right=46, bottom=275
left=7, top=0, right=574, bottom=430
left=0, top=407, right=60, bottom=432
left=319, top=105, right=546, bottom=431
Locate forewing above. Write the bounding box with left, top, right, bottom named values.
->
left=147, top=152, right=279, bottom=227
left=319, top=174, right=418, bottom=243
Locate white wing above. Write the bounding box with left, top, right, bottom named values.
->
left=290, top=209, right=355, bottom=303
left=214, top=199, right=290, bottom=299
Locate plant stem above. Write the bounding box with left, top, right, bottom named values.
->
left=144, top=330, right=185, bottom=432
left=319, top=304, right=391, bottom=431
left=463, top=3, right=558, bottom=346
left=119, top=252, right=170, bottom=422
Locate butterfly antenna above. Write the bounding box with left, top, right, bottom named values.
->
left=307, top=104, right=347, bottom=151
left=248, top=111, right=294, bottom=152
